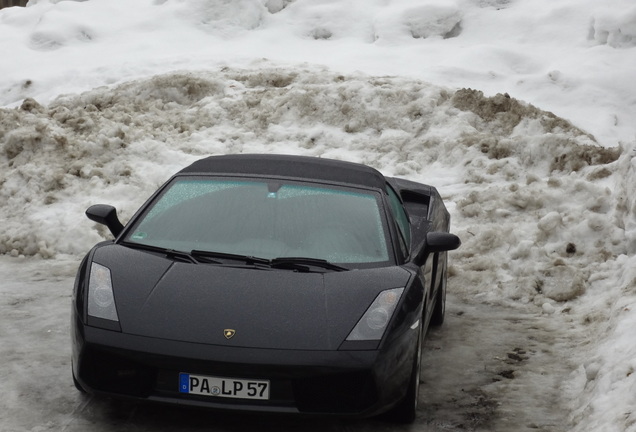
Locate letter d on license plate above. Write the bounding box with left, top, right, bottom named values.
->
left=179, top=373, right=270, bottom=400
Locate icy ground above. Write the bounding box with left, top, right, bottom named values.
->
left=1, top=0, right=636, bottom=431
left=0, top=255, right=585, bottom=431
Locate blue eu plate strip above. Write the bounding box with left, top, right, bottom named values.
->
left=179, top=373, right=190, bottom=393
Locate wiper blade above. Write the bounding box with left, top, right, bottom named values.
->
left=187, top=250, right=349, bottom=272
left=190, top=250, right=270, bottom=266
left=121, top=241, right=206, bottom=264
left=270, top=257, right=348, bottom=272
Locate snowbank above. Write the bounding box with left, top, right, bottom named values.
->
left=2, top=0, right=636, bottom=146
left=0, top=68, right=620, bottom=261
left=563, top=149, right=636, bottom=432
left=589, top=4, right=636, bottom=48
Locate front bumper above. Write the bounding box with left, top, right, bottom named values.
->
left=72, top=318, right=415, bottom=417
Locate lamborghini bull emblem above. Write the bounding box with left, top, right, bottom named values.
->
left=224, top=329, right=236, bottom=339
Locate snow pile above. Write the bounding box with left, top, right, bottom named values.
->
left=567, top=255, right=636, bottom=431
left=564, top=151, right=636, bottom=432
left=0, top=68, right=620, bottom=261
left=371, top=2, right=463, bottom=42
left=589, top=4, right=636, bottom=48
left=1, top=0, right=636, bottom=145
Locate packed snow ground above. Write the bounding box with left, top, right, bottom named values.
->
left=1, top=0, right=636, bottom=431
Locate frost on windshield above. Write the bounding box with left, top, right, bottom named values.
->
left=128, top=178, right=389, bottom=264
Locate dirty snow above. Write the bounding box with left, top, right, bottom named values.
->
left=1, top=0, right=636, bottom=431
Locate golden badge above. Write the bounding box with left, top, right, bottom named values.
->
left=224, top=329, right=236, bottom=339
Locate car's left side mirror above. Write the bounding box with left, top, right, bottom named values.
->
left=86, top=204, right=124, bottom=238
left=412, top=232, right=461, bottom=267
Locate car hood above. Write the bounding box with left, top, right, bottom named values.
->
left=92, top=245, right=411, bottom=350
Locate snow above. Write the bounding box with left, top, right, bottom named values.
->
left=1, top=0, right=636, bottom=430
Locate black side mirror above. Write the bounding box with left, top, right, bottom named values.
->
left=86, top=204, right=124, bottom=238
left=412, top=232, right=461, bottom=266
left=425, top=232, right=461, bottom=252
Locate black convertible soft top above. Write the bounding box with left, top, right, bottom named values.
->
left=178, top=154, right=387, bottom=189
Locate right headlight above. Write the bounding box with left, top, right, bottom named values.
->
left=87, top=262, right=120, bottom=322
left=346, top=288, right=404, bottom=341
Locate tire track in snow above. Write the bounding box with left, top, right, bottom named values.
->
left=420, top=292, right=576, bottom=431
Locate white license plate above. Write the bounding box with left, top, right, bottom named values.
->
left=179, top=373, right=270, bottom=400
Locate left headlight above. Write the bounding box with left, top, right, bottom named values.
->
left=346, top=288, right=404, bottom=341
left=87, top=262, right=119, bottom=322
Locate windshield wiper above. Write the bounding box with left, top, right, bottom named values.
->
left=270, top=257, right=348, bottom=272
left=121, top=241, right=209, bottom=264
left=189, top=251, right=348, bottom=272
left=121, top=244, right=347, bottom=271
left=190, top=250, right=270, bottom=266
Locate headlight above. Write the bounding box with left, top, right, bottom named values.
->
left=346, top=288, right=404, bottom=341
left=87, top=262, right=119, bottom=322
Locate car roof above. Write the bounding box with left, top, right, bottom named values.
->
left=178, top=154, right=387, bottom=189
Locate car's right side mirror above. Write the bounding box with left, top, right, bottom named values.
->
left=425, top=232, right=461, bottom=252
left=412, top=232, right=461, bottom=267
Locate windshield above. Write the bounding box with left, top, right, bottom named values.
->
left=124, top=178, right=391, bottom=264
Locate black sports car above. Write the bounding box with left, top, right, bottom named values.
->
left=71, top=154, right=460, bottom=423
